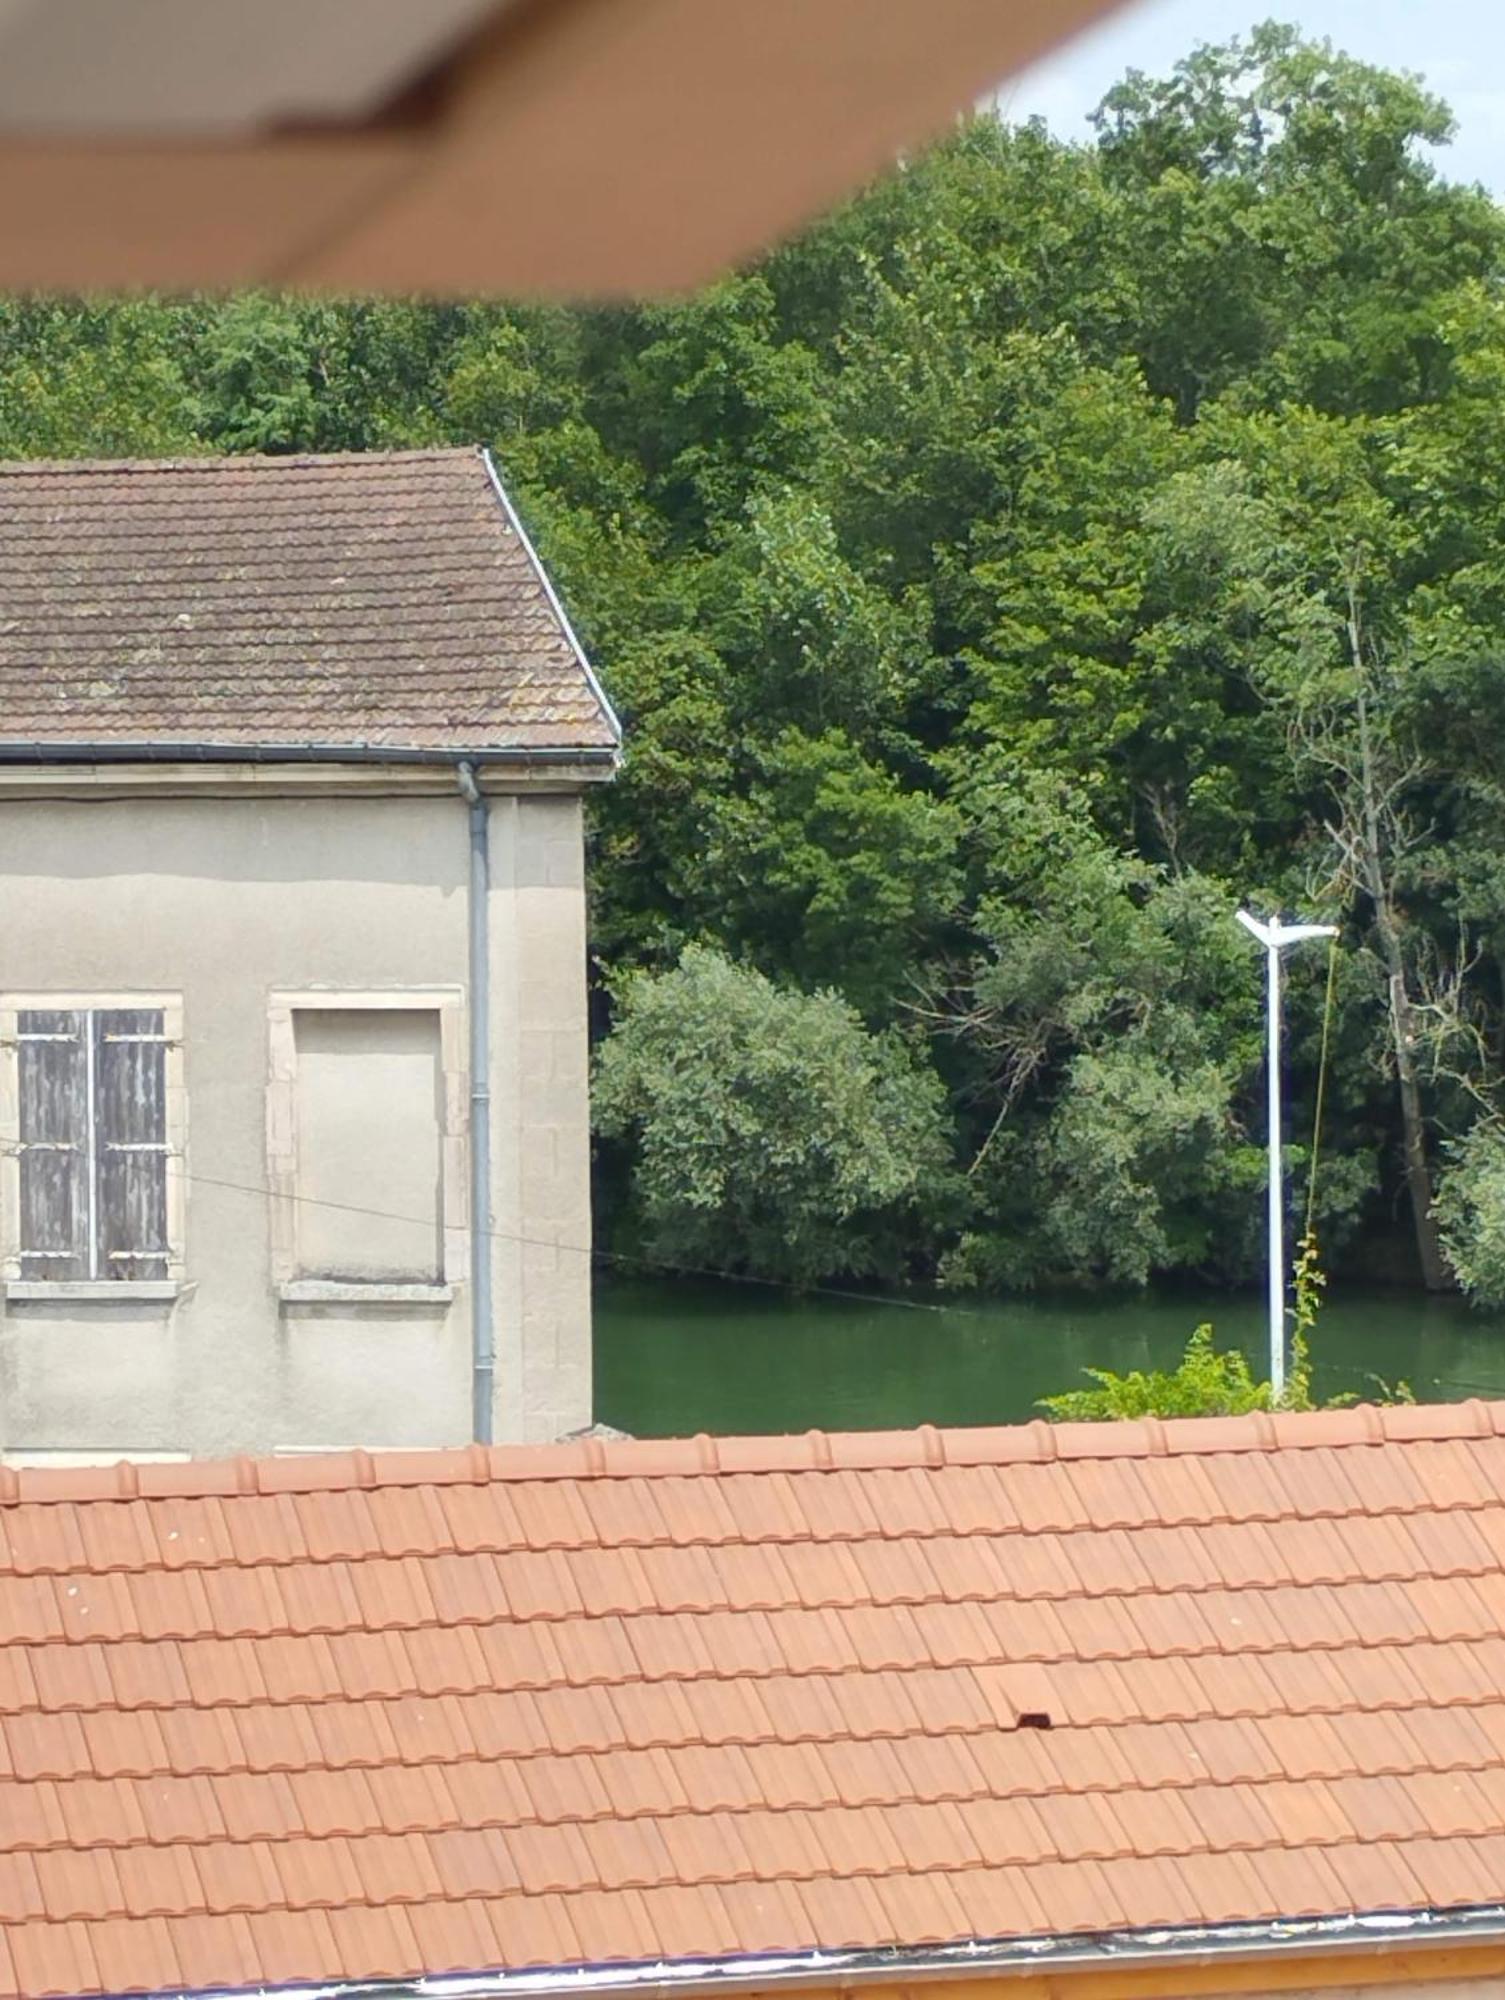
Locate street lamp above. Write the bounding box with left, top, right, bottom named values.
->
left=1235, top=909, right=1339, bottom=1401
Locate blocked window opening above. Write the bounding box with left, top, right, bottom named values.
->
left=17, top=1008, right=174, bottom=1282
left=291, top=1008, right=444, bottom=1284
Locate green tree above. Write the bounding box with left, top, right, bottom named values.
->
left=1435, top=1123, right=1505, bottom=1307
left=1142, top=414, right=1498, bottom=1290
left=699, top=729, right=961, bottom=1017
left=593, top=947, right=958, bottom=1284
left=0, top=299, right=197, bottom=456
left=1094, top=24, right=1503, bottom=419
left=926, top=772, right=1271, bottom=1289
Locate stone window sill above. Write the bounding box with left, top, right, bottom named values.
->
left=278, top=1280, right=453, bottom=1306
left=4, top=1280, right=182, bottom=1303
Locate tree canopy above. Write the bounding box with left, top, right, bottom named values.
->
left=6, top=25, right=1505, bottom=1293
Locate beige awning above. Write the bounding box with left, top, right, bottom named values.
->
left=0, top=0, right=1127, bottom=296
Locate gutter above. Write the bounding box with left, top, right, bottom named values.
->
left=113, top=1902, right=1505, bottom=2000
left=0, top=741, right=618, bottom=769
left=456, top=761, right=495, bottom=1447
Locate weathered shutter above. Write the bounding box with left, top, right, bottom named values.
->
left=93, top=1009, right=170, bottom=1281
left=17, top=1009, right=90, bottom=1280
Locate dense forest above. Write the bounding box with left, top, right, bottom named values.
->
left=7, top=25, right=1505, bottom=1302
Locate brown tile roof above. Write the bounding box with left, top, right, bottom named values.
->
left=0, top=448, right=619, bottom=757
left=4, top=1405, right=1505, bottom=1995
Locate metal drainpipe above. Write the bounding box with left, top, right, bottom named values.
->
left=457, top=761, right=494, bottom=1444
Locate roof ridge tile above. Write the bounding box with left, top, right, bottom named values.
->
left=11, top=1403, right=1505, bottom=1507
left=0, top=448, right=482, bottom=478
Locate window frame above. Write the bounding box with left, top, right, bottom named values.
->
left=0, top=991, right=187, bottom=1301
left=266, top=988, right=466, bottom=1304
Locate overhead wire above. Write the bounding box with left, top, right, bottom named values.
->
left=162, top=1164, right=969, bottom=1316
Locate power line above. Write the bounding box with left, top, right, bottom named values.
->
left=163, top=1164, right=967, bottom=1317
left=162, top=1166, right=1505, bottom=1364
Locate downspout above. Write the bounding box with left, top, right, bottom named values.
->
left=457, top=761, right=494, bottom=1444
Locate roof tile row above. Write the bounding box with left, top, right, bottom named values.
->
left=0, top=449, right=617, bottom=755
left=6, top=1412, right=1505, bottom=1995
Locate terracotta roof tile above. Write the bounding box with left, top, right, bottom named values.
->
left=1241, top=1843, right=1346, bottom=1919
left=8, top=1917, right=99, bottom=2000
left=7, top=1412, right=1505, bottom=1993
left=202, top=1772, right=295, bottom=1847
left=112, top=1846, right=209, bottom=1924
left=1025, top=1856, right=1130, bottom=1936
left=864, top=1867, right=973, bottom=1947
left=193, top=1839, right=283, bottom=1918
left=592, top=1747, right=689, bottom=1822
left=251, top=1907, right=347, bottom=1983
left=558, top=1884, right=653, bottom=1963
left=657, top=1744, right=748, bottom=1816
left=1323, top=1839, right=1428, bottom=1914
left=0, top=451, right=618, bottom=760
left=405, top=1896, right=502, bottom=1979
left=0, top=1858, right=44, bottom=1928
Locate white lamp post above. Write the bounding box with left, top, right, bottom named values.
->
left=1235, top=909, right=1339, bottom=1400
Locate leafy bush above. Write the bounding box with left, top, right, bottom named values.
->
left=1040, top=1312, right=1412, bottom=1420
left=1434, top=1122, right=1505, bottom=1308
left=593, top=945, right=959, bottom=1284
left=1038, top=1323, right=1278, bottom=1421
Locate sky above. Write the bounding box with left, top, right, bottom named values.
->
left=996, top=0, right=1505, bottom=192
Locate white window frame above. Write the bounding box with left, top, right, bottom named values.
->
left=0, top=991, right=186, bottom=1302
left=266, top=988, right=466, bottom=1305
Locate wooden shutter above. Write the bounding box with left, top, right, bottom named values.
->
left=17, top=1009, right=90, bottom=1280
left=94, top=1009, right=170, bottom=1281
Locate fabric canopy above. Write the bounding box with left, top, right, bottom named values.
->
left=0, top=0, right=1128, bottom=296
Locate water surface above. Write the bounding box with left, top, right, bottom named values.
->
left=594, top=1275, right=1505, bottom=1437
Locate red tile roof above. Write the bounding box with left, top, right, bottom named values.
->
left=0, top=448, right=618, bottom=757
left=4, top=1406, right=1505, bottom=1995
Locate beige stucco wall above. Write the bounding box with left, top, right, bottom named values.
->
left=0, top=774, right=595, bottom=1455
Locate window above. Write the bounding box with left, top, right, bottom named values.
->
left=1, top=996, right=185, bottom=1296
left=293, top=1009, right=442, bottom=1281
left=267, top=991, right=464, bottom=1303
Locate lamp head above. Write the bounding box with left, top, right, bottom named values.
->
left=1270, top=921, right=1340, bottom=947
left=1236, top=909, right=1338, bottom=952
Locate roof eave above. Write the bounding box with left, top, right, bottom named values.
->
left=0, top=740, right=620, bottom=770
left=110, top=1904, right=1505, bottom=2000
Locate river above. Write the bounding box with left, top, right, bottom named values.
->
left=593, top=1274, right=1505, bottom=1437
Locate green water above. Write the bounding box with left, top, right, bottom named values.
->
left=593, top=1274, right=1505, bottom=1437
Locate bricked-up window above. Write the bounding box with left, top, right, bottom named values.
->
left=291, top=1008, right=443, bottom=1283
left=17, top=1009, right=173, bottom=1281
left=266, top=990, right=465, bottom=1296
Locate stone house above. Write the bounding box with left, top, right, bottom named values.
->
left=1, top=1402, right=1504, bottom=1996
left=0, top=446, right=619, bottom=1460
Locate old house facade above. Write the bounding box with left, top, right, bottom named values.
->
left=0, top=447, right=619, bottom=1460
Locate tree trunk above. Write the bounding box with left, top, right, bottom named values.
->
left=1380, top=932, right=1451, bottom=1291
left=1352, top=671, right=1452, bottom=1292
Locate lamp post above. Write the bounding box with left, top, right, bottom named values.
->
left=1235, top=910, right=1339, bottom=1400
